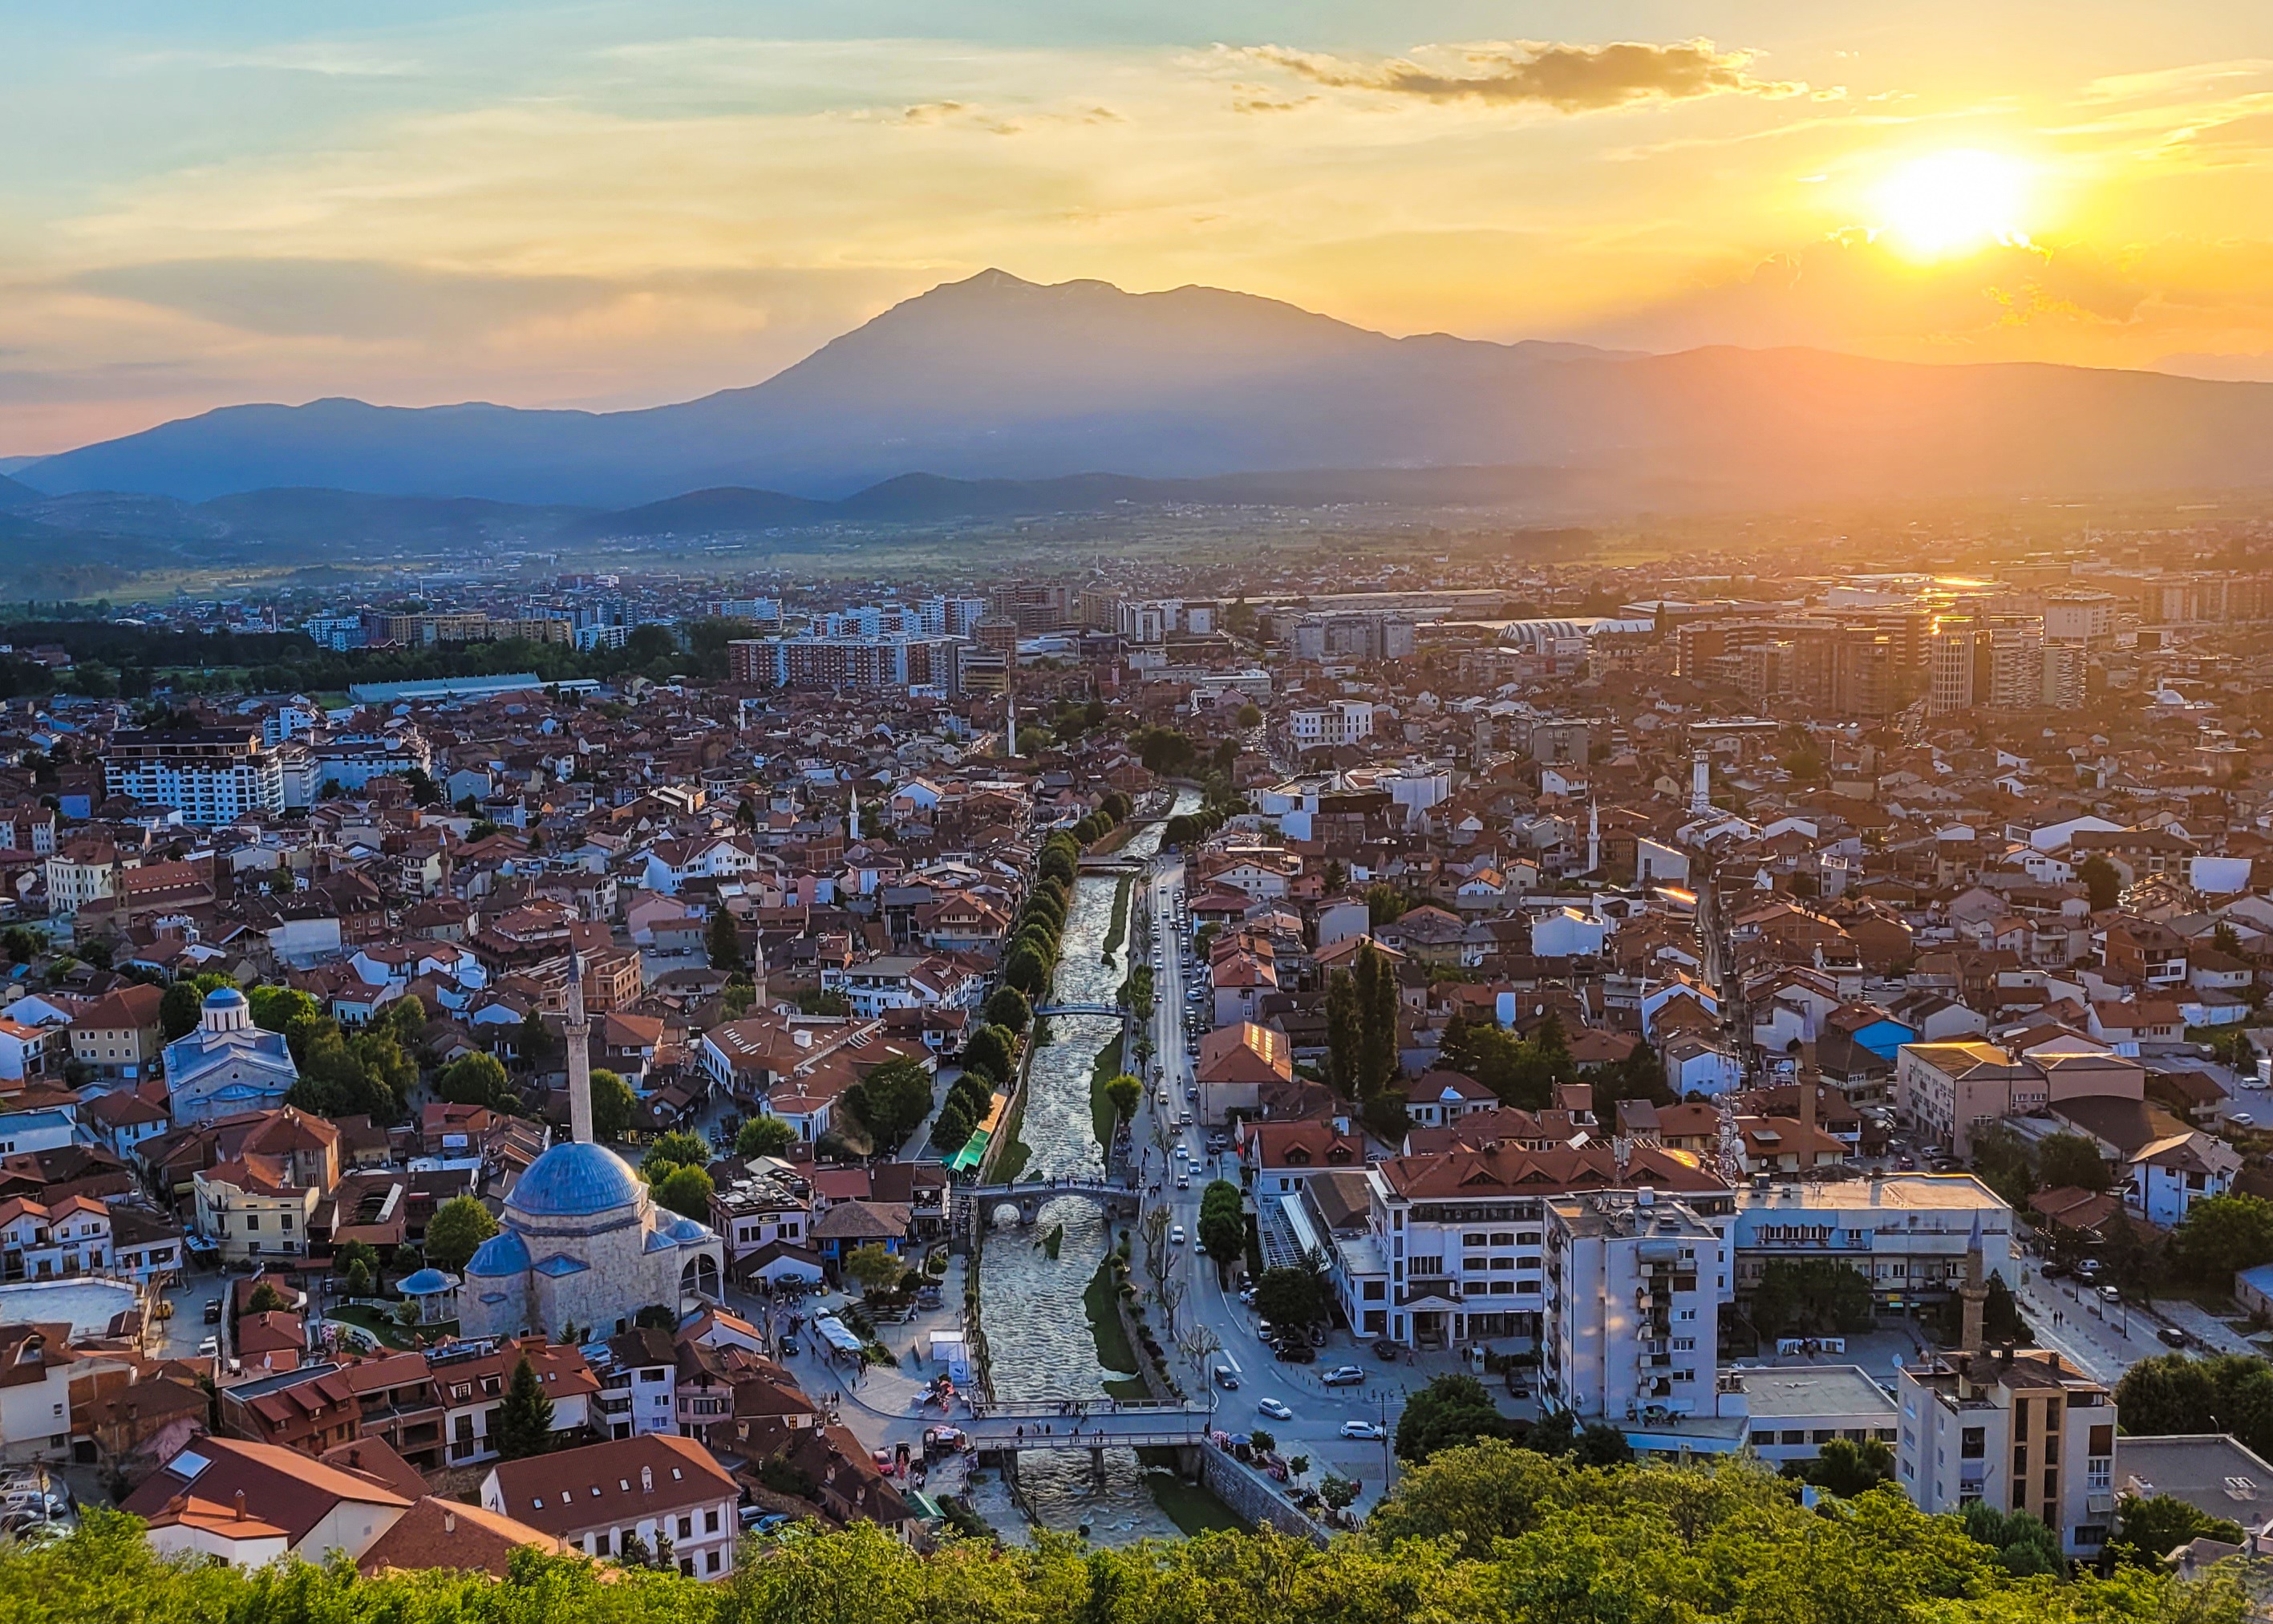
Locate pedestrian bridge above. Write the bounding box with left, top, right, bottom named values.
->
left=964, top=1399, right=1214, bottom=1454
left=958, top=1175, right=1144, bottom=1239
left=1033, top=1002, right=1123, bottom=1018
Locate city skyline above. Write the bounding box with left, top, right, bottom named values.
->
left=9, top=2, right=2273, bottom=454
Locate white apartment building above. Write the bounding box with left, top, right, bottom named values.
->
left=1896, top=1349, right=2116, bottom=1557
left=1287, top=699, right=1376, bottom=748
left=1728, top=1175, right=2013, bottom=1312
left=483, top=1433, right=738, bottom=1580
left=105, top=727, right=286, bottom=822
left=1542, top=1190, right=1726, bottom=1424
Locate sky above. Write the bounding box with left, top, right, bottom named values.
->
left=7, top=1, right=2273, bottom=454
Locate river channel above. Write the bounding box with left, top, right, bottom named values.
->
left=972, top=793, right=1193, bottom=1541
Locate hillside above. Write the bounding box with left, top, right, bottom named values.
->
left=24, top=269, right=2273, bottom=510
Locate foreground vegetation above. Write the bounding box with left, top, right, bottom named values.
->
left=15, top=1443, right=2251, bottom=1624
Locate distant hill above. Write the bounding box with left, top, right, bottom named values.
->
left=22, top=269, right=2273, bottom=508
left=0, top=473, right=39, bottom=509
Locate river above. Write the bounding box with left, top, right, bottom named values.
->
left=970, top=792, right=1193, bottom=1542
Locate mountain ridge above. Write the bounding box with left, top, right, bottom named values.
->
left=22, top=269, right=2273, bottom=508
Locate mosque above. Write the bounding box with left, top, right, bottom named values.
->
left=461, top=958, right=723, bottom=1339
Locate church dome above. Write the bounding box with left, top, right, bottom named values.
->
left=204, top=986, right=249, bottom=1010
left=506, top=1141, right=642, bottom=1220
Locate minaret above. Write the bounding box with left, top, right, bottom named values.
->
left=1004, top=683, right=1018, bottom=759
left=1586, top=800, right=1601, bottom=876
left=1957, top=1212, right=1988, bottom=1358
left=848, top=781, right=861, bottom=844
left=1689, top=752, right=1711, bottom=816
left=565, top=949, right=593, bottom=1145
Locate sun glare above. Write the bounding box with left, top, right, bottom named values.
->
left=1873, top=149, right=2031, bottom=260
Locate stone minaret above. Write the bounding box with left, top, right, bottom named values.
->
left=1586, top=800, right=1601, bottom=875
left=1957, top=1212, right=1988, bottom=1357
left=848, top=781, right=861, bottom=844
left=565, top=949, right=593, bottom=1144
left=1005, top=683, right=1018, bottom=759
left=1690, top=752, right=1712, bottom=816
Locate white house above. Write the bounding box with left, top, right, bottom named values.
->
left=2129, top=1132, right=2239, bottom=1228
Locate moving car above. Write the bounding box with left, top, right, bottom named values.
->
left=1175, top=1172, right=1190, bottom=1189
left=1213, top=1366, right=1241, bottom=1390
left=2100, top=1285, right=2122, bottom=1303
left=197, top=1337, right=218, bottom=1357
left=1257, top=1397, right=1293, bottom=1421
left=1321, top=1365, right=1364, bottom=1387
left=1170, top=1225, right=1187, bottom=1245
left=2158, top=1326, right=2190, bottom=1347
left=202, top=1298, right=222, bottom=1324
left=1339, top=1419, right=1385, bottom=1440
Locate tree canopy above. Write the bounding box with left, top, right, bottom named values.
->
left=425, top=1194, right=500, bottom=1273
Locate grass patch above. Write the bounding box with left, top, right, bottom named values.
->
left=1100, top=875, right=1134, bottom=962
left=1084, top=1257, right=1140, bottom=1375
left=1145, top=1472, right=1247, bottom=1536
left=329, top=1302, right=420, bottom=1351
left=1104, top=1375, right=1152, bottom=1402
left=991, top=1076, right=1033, bottom=1185
left=1088, top=1033, right=1125, bottom=1155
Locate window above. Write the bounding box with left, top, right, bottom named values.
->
left=1960, top=1427, right=1986, bottom=1460
left=1781, top=1429, right=1805, bottom=1446
left=705, top=1509, right=720, bottom=1534
left=593, top=1533, right=610, bottom=1557
left=679, top=1558, right=695, bottom=1577
left=642, top=1369, right=667, bottom=1383
left=706, top=1550, right=721, bottom=1574
left=678, top=1517, right=693, bottom=1540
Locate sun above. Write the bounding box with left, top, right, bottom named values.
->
left=1873, top=149, right=2032, bottom=260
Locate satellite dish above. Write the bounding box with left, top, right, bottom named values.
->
left=1891, top=1354, right=1905, bottom=1368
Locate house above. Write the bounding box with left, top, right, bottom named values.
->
left=126, top=1435, right=415, bottom=1565
left=1240, top=1121, right=1365, bottom=1197
left=1398, top=1070, right=1498, bottom=1128
left=0, top=1322, right=73, bottom=1461
left=2129, top=1132, right=2241, bottom=1228
left=67, top=985, right=166, bottom=1084
left=481, top=1432, right=739, bottom=1580
left=1194, top=1022, right=1295, bottom=1126
left=356, top=1493, right=572, bottom=1578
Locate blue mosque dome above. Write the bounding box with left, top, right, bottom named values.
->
left=507, top=1142, right=643, bottom=1220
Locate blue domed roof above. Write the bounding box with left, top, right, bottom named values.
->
left=204, top=986, right=248, bottom=1007
left=399, top=1266, right=457, bottom=1294
left=507, top=1141, right=642, bottom=1219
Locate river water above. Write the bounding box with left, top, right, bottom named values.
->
left=972, top=794, right=1193, bottom=1542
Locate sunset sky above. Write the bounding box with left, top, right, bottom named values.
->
left=8, top=1, right=2273, bottom=453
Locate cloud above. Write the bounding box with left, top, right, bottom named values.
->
left=1226, top=38, right=1808, bottom=113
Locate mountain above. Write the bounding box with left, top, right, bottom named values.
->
left=23, top=269, right=2273, bottom=509
left=0, top=473, right=39, bottom=509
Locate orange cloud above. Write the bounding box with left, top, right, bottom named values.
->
left=1229, top=38, right=1808, bottom=112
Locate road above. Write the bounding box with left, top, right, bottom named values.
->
left=1120, top=852, right=1419, bottom=1509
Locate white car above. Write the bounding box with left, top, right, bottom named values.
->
left=1170, top=1224, right=1187, bottom=1245
left=197, top=1337, right=219, bottom=1356
left=1340, top=1419, right=1384, bottom=1440
left=2234, top=1112, right=2256, bottom=1128
left=1257, top=1397, right=1294, bottom=1421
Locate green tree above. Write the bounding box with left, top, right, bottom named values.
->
left=590, top=1067, right=638, bottom=1141
left=1197, top=1180, right=1246, bottom=1269
left=158, top=981, right=202, bottom=1039
left=983, top=986, right=1031, bottom=1035
left=426, top=1194, right=500, bottom=1272
left=1351, top=940, right=1400, bottom=1096
left=962, top=1024, right=1018, bottom=1085
left=641, top=1131, right=711, bottom=1181
left=1750, top=1257, right=1876, bottom=1338
left=2036, top=1132, right=2111, bottom=1193
left=245, top=1282, right=287, bottom=1315
left=2107, top=1493, right=2244, bottom=1569
left=738, top=1115, right=796, bottom=1158
left=1396, top=1373, right=1517, bottom=1464
left=247, top=983, right=320, bottom=1033
left=1254, top=1265, right=1327, bottom=1333
left=1797, top=1436, right=1896, bottom=1498
left=844, top=1242, right=902, bottom=1298
left=437, top=1051, right=511, bottom=1109
left=1324, top=970, right=1361, bottom=1096
left=1960, top=1502, right=2064, bottom=1576
left=2079, top=853, right=2123, bottom=911
left=1319, top=1472, right=1360, bottom=1512
left=1103, top=1072, right=1141, bottom=1127
left=1002, top=942, right=1051, bottom=999
left=493, top=1355, right=557, bottom=1460
left=654, top=1164, right=715, bottom=1221
left=1968, top=1123, right=2037, bottom=1208
left=707, top=909, right=743, bottom=971
left=843, top=1055, right=934, bottom=1149
left=2174, top=1193, right=2273, bottom=1283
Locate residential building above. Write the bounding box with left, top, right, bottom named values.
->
left=1542, top=1189, right=1726, bottom=1424
left=104, top=727, right=287, bottom=821
left=481, top=1433, right=738, bottom=1580
left=1896, top=1347, right=2116, bottom=1558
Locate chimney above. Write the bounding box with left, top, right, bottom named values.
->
left=234, top=1489, right=247, bottom=1521
left=444, top=1510, right=456, bottom=1535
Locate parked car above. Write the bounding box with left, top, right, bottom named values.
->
left=1322, top=1365, right=1364, bottom=1387
left=1274, top=1340, right=1316, bottom=1363
left=1339, top=1419, right=1384, bottom=1440
left=202, top=1299, right=222, bottom=1325
left=2074, top=1258, right=2101, bottom=1281
left=1371, top=1338, right=1402, bottom=1362
left=2101, top=1285, right=2122, bottom=1303
left=1257, top=1397, right=1293, bottom=1421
